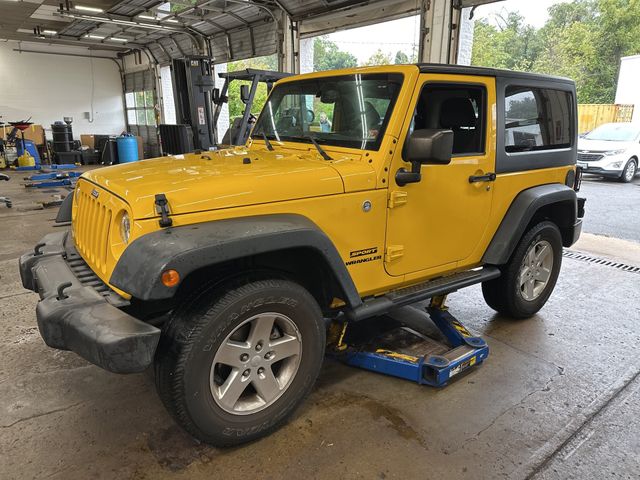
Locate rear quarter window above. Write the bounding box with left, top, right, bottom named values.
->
left=495, top=77, right=577, bottom=174
left=505, top=87, right=573, bottom=152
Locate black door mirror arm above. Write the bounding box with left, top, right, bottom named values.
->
left=395, top=161, right=423, bottom=186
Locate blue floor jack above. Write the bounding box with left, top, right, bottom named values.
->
left=331, top=295, right=489, bottom=387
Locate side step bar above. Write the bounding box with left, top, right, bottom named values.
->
left=346, top=267, right=501, bottom=321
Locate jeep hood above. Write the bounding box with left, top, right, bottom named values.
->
left=81, top=148, right=373, bottom=219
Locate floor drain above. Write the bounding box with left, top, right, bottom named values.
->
left=563, top=250, right=640, bottom=274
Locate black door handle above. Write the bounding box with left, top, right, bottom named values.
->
left=468, top=172, right=496, bottom=183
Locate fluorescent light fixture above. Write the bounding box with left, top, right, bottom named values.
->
left=75, top=5, right=104, bottom=13
left=85, top=34, right=105, bottom=39
left=42, top=30, right=57, bottom=35
left=58, top=12, right=186, bottom=33
left=163, top=18, right=179, bottom=23
left=109, top=37, right=128, bottom=42
left=137, top=14, right=156, bottom=20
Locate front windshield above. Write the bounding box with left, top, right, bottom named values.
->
left=252, top=73, right=403, bottom=151
left=584, top=123, right=640, bottom=142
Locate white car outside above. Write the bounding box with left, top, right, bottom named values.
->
left=577, top=122, right=640, bottom=182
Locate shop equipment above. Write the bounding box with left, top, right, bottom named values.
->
left=170, top=56, right=217, bottom=152
left=330, top=295, right=489, bottom=387
left=50, top=118, right=85, bottom=165
left=160, top=61, right=291, bottom=155
left=24, top=171, right=79, bottom=188
left=213, top=68, right=291, bottom=147
left=0, top=173, right=11, bottom=208
left=9, top=121, right=39, bottom=169
left=26, top=171, right=81, bottom=181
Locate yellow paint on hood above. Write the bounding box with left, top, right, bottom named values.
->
left=82, top=147, right=356, bottom=219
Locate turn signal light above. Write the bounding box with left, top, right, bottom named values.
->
left=161, top=269, right=180, bottom=287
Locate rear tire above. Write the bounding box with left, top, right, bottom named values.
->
left=154, top=278, right=325, bottom=446
left=482, top=221, right=562, bottom=319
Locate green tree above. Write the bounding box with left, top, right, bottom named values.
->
left=472, top=0, right=640, bottom=104
left=394, top=50, right=409, bottom=64
left=313, top=37, right=358, bottom=71
left=363, top=49, right=393, bottom=66
left=471, top=12, right=540, bottom=71
left=226, top=55, right=277, bottom=120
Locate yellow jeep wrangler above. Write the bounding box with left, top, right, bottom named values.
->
left=20, top=64, right=584, bottom=446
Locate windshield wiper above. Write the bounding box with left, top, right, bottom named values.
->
left=261, top=132, right=274, bottom=151
left=305, top=135, right=332, bottom=161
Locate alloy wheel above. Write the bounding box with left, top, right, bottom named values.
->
left=518, top=240, right=554, bottom=301
left=625, top=161, right=637, bottom=182
left=210, top=312, right=302, bottom=415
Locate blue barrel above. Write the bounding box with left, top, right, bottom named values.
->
left=116, top=134, right=139, bottom=163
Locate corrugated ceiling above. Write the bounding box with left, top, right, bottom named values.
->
left=0, top=0, right=504, bottom=64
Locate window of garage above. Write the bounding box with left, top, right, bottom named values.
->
left=124, top=70, right=160, bottom=158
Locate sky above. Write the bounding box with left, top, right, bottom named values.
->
left=324, top=0, right=569, bottom=64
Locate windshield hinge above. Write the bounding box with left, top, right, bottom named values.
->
left=155, top=194, right=173, bottom=228
left=388, top=191, right=408, bottom=209
left=385, top=245, right=404, bottom=263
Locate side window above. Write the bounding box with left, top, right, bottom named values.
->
left=505, top=87, right=572, bottom=152
left=407, top=84, right=486, bottom=156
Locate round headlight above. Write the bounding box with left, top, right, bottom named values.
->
left=120, top=212, right=131, bottom=244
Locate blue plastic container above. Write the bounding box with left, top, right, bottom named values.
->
left=116, top=134, right=139, bottom=163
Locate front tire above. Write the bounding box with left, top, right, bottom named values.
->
left=154, top=278, right=325, bottom=446
left=619, top=159, right=637, bottom=183
left=482, top=221, right=563, bottom=319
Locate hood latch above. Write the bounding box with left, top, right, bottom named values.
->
left=155, top=193, right=173, bottom=228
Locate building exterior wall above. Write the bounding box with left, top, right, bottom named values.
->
left=615, top=55, right=640, bottom=123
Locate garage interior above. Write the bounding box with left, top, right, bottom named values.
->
left=1, top=1, right=639, bottom=479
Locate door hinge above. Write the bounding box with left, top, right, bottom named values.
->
left=388, top=191, right=408, bottom=209
left=385, top=245, right=404, bottom=262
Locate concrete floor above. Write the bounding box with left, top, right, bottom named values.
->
left=1, top=170, right=639, bottom=480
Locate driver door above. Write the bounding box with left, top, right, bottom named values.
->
left=385, top=74, right=496, bottom=277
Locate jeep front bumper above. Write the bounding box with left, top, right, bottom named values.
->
left=19, top=231, right=160, bottom=374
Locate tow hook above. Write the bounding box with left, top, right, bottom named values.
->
left=34, top=242, right=46, bottom=256
left=56, top=282, right=73, bottom=300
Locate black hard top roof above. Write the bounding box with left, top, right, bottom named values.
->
left=218, top=68, right=292, bottom=82
left=417, top=63, right=574, bottom=85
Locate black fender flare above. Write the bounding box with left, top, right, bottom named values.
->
left=109, top=214, right=362, bottom=307
left=55, top=190, right=74, bottom=223
left=483, top=183, right=578, bottom=265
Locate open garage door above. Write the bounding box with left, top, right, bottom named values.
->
left=124, top=69, right=160, bottom=159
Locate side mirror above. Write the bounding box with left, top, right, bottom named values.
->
left=212, top=88, right=220, bottom=105
left=396, top=129, right=454, bottom=186
left=240, top=84, right=250, bottom=104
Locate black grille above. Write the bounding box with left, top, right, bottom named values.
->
left=578, top=153, right=604, bottom=162
left=65, top=249, right=130, bottom=307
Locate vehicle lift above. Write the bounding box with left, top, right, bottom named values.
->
left=330, top=295, right=489, bottom=387
left=24, top=171, right=81, bottom=188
